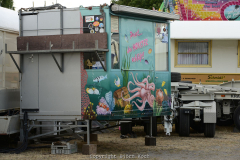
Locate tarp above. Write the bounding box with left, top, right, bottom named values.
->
left=170, top=21, right=240, bottom=39
left=0, top=7, right=19, bottom=33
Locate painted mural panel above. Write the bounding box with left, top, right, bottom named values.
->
left=80, top=7, right=171, bottom=120
left=153, top=73, right=171, bottom=117
left=171, top=0, right=240, bottom=20
left=119, top=19, right=155, bottom=118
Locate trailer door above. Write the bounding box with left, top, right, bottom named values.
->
left=154, top=23, right=171, bottom=116
left=120, top=18, right=155, bottom=117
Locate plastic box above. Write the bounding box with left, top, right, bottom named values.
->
left=51, top=141, right=78, bottom=154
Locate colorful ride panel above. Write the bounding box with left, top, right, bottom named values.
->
left=170, top=0, right=240, bottom=21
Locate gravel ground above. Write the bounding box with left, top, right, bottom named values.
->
left=0, top=125, right=239, bottom=160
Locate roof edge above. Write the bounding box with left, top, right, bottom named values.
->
left=110, top=4, right=179, bottom=20
left=0, top=27, right=19, bottom=34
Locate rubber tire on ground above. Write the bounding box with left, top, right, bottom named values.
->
left=179, top=109, right=190, bottom=137
left=190, top=122, right=204, bottom=133
left=204, top=123, right=215, bottom=138
left=233, top=106, right=240, bottom=130
left=175, top=116, right=179, bottom=133
left=171, top=72, right=181, bottom=82
left=217, top=118, right=234, bottom=126
left=120, top=123, right=132, bottom=135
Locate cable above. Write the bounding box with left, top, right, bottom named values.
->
left=29, top=3, right=66, bottom=11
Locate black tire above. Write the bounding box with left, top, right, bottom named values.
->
left=217, top=118, right=234, bottom=126
left=233, top=106, right=240, bottom=130
left=171, top=72, right=181, bottom=82
left=190, top=122, right=204, bottom=133
left=175, top=116, right=179, bottom=133
left=179, top=109, right=190, bottom=137
left=180, top=81, right=192, bottom=83
left=120, top=122, right=132, bottom=135
left=204, top=123, right=215, bottom=137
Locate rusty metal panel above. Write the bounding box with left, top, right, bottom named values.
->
left=17, top=37, right=29, bottom=51
left=17, top=36, right=47, bottom=51
left=29, top=36, right=47, bottom=50
left=17, top=33, right=108, bottom=51
left=62, top=34, right=79, bottom=50
left=46, top=35, right=62, bottom=50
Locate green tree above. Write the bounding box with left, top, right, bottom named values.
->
left=111, top=0, right=163, bottom=10
left=0, top=0, right=15, bottom=10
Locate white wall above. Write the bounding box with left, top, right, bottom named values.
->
left=0, top=30, right=19, bottom=89
left=171, top=39, right=240, bottom=73
left=170, top=21, right=240, bottom=40
left=0, top=7, right=18, bottom=33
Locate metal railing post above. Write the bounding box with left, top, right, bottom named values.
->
left=150, top=116, right=152, bottom=137
left=87, top=119, right=90, bottom=145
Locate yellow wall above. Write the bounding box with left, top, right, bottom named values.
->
left=171, top=39, right=240, bottom=84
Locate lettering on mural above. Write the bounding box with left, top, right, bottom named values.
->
left=204, top=5, right=220, bottom=8
left=126, top=29, right=149, bottom=63
left=208, top=75, right=226, bottom=79
left=131, top=52, right=144, bottom=62
left=130, top=29, right=143, bottom=39
left=212, top=5, right=220, bottom=8
left=127, top=39, right=148, bottom=54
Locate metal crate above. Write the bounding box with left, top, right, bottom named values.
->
left=51, top=141, right=78, bottom=154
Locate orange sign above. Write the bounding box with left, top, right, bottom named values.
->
left=181, top=73, right=240, bottom=84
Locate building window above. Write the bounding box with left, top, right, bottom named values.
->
left=111, top=16, right=120, bottom=69
left=175, top=40, right=212, bottom=67
left=238, top=41, right=240, bottom=68
left=84, top=52, right=105, bottom=69
left=155, top=23, right=169, bottom=71
left=111, top=33, right=119, bottom=69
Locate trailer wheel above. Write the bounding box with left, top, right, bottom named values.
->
left=175, top=117, right=179, bottom=133
left=179, top=109, right=190, bottom=137
left=190, top=122, right=204, bottom=133
left=233, top=106, right=240, bottom=130
left=171, top=72, right=181, bottom=82
left=217, top=118, right=234, bottom=126
left=204, top=123, right=215, bottom=138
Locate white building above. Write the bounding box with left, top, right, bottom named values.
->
left=170, top=21, right=240, bottom=84
left=0, top=7, right=19, bottom=110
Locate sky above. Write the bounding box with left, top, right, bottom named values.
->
left=13, top=0, right=111, bottom=11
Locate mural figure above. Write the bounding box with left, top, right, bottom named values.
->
left=156, top=89, right=164, bottom=106
left=114, top=75, right=121, bottom=87
left=86, top=88, right=100, bottom=95
left=93, top=75, right=107, bottom=83
left=96, top=91, right=115, bottom=115
left=122, top=72, right=155, bottom=111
